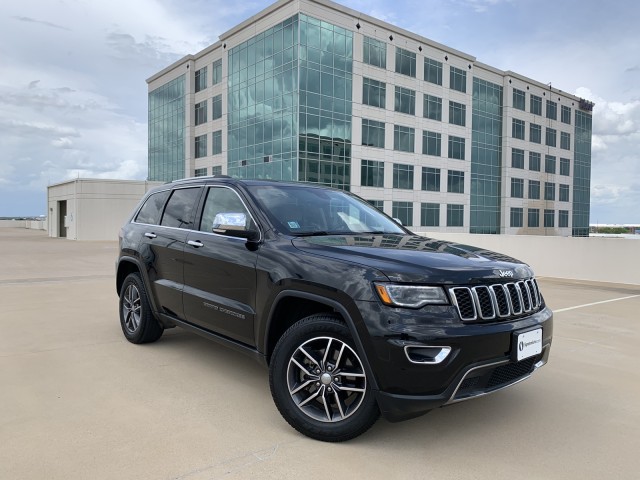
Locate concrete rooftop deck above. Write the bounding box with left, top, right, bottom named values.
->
left=1, top=228, right=638, bottom=479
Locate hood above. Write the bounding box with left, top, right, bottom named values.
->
left=291, top=234, right=534, bottom=284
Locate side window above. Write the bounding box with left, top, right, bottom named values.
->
left=200, top=187, right=252, bottom=233
left=135, top=190, right=170, bottom=225
left=160, top=188, right=201, bottom=229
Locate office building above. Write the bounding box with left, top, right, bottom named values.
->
left=147, top=0, right=593, bottom=236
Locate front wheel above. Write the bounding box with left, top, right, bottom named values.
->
left=119, top=272, right=163, bottom=344
left=269, top=314, right=379, bottom=442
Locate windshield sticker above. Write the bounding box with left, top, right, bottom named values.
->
left=288, top=221, right=300, bottom=229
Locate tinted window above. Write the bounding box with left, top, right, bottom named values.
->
left=160, top=188, right=201, bottom=229
left=200, top=187, right=252, bottom=233
left=135, top=190, right=170, bottom=225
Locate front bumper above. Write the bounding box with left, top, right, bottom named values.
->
left=354, top=301, right=553, bottom=422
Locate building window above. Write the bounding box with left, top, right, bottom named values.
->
left=194, top=167, right=208, bottom=177
left=561, top=132, right=571, bottom=150
left=512, top=119, right=525, bottom=140
left=544, top=182, right=556, bottom=201
left=545, top=155, right=556, bottom=174
left=212, top=59, right=222, bottom=85
left=212, top=130, right=222, bottom=155
left=559, top=210, right=569, bottom=228
left=530, top=95, right=542, bottom=115
left=447, top=170, right=464, bottom=193
left=362, top=119, right=385, bottom=148
left=395, top=47, right=416, bottom=77
left=367, top=199, right=384, bottom=211
left=423, top=94, right=442, bottom=121
left=545, top=128, right=557, bottom=147
left=447, top=204, right=464, bottom=227
left=449, top=66, right=466, bottom=93
left=211, top=165, right=222, bottom=176
left=363, top=36, right=386, bottom=69
left=449, top=101, right=466, bottom=126
left=510, top=207, right=523, bottom=228
left=392, top=201, right=413, bottom=226
left=393, top=163, right=414, bottom=189
left=546, top=100, right=557, bottom=120
left=528, top=208, right=540, bottom=228
left=513, top=88, right=525, bottom=110
left=421, top=167, right=440, bottom=191
left=394, top=86, right=416, bottom=115
left=560, top=157, right=570, bottom=176
left=421, top=203, right=440, bottom=227
left=544, top=209, right=555, bottom=228
left=561, top=105, right=571, bottom=125
left=529, top=180, right=540, bottom=199
left=361, top=160, right=384, bottom=187
left=195, top=100, right=207, bottom=125
left=424, top=57, right=443, bottom=85
left=512, top=148, right=525, bottom=169
left=559, top=184, right=570, bottom=202
left=511, top=178, right=524, bottom=198
left=195, top=134, right=207, bottom=158
left=362, top=77, right=386, bottom=108
left=195, top=66, right=207, bottom=93
left=529, top=151, right=541, bottom=171
left=422, top=130, right=441, bottom=156
left=394, top=125, right=415, bottom=152
left=530, top=123, right=542, bottom=144
left=212, top=94, right=222, bottom=120
left=448, top=135, right=465, bottom=160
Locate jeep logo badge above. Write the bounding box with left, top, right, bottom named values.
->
left=498, top=270, right=514, bottom=278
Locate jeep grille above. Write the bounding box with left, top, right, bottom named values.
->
left=449, top=279, right=542, bottom=322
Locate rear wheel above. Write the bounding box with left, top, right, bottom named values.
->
left=119, top=272, right=163, bottom=344
left=269, top=314, right=379, bottom=442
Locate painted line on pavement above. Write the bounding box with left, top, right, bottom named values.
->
left=554, top=295, right=640, bottom=313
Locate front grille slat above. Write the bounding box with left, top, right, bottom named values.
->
left=449, top=277, right=543, bottom=323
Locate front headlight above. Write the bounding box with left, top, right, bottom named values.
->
left=374, top=283, right=449, bottom=308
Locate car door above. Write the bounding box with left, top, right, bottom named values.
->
left=136, top=186, right=202, bottom=320
left=182, top=185, right=258, bottom=346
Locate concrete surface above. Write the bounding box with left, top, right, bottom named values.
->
left=1, top=228, right=639, bottom=479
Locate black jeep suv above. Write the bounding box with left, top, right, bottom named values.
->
left=116, top=177, right=552, bottom=442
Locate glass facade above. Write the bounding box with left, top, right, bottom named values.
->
left=227, top=15, right=299, bottom=181
left=298, top=14, right=353, bottom=189
left=227, top=14, right=352, bottom=189
left=573, top=110, right=592, bottom=236
left=148, top=75, right=185, bottom=181
left=470, top=78, right=502, bottom=234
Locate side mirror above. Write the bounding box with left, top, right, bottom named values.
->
left=212, top=213, right=259, bottom=242
left=393, top=217, right=403, bottom=226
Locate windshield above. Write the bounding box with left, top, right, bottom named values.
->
left=247, top=184, right=408, bottom=236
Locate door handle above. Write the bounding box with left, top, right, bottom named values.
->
left=188, top=240, right=204, bottom=248
left=144, top=232, right=157, bottom=239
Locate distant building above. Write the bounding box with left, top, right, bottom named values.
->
left=147, top=0, right=593, bottom=236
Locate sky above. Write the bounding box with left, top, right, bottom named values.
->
left=0, top=0, right=638, bottom=222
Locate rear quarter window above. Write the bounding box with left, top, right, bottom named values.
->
left=134, top=190, right=170, bottom=225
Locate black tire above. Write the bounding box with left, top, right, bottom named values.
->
left=119, top=272, right=163, bottom=344
left=269, top=314, right=380, bottom=442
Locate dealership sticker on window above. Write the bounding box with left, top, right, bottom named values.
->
left=288, top=221, right=300, bottom=229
